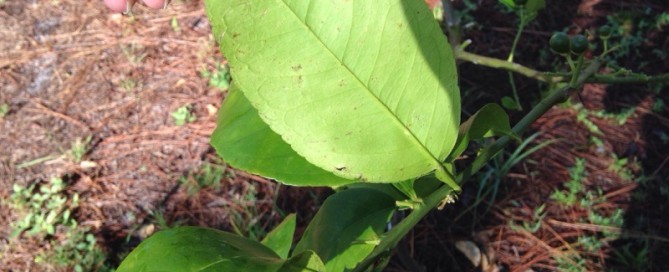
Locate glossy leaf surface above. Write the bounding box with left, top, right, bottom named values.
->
left=116, top=227, right=283, bottom=272
left=262, top=214, right=297, bottom=259
left=211, top=86, right=353, bottom=187
left=294, top=188, right=395, bottom=271
left=447, top=104, right=516, bottom=161
left=117, top=226, right=328, bottom=272
left=207, top=0, right=460, bottom=182
left=278, top=251, right=326, bottom=272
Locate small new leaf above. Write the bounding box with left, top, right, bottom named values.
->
left=262, top=214, right=296, bottom=259
left=447, top=104, right=517, bottom=162
left=294, top=188, right=395, bottom=271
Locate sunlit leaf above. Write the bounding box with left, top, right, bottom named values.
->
left=447, top=104, right=516, bottom=161
left=117, top=227, right=284, bottom=272
left=262, top=214, right=297, bottom=259
left=211, top=86, right=353, bottom=187
left=294, top=188, right=395, bottom=271
left=207, top=0, right=460, bottom=182
left=278, top=251, right=326, bottom=272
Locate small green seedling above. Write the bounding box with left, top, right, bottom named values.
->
left=200, top=62, right=231, bottom=91
left=0, top=103, right=8, bottom=118
left=171, top=105, right=196, bottom=126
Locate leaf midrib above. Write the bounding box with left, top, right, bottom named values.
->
left=278, top=0, right=445, bottom=173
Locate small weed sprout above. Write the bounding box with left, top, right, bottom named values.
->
left=10, top=177, right=75, bottom=237
left=0, top=103, right=9, bottom=118
left=551, top=158, right=587, bottom=207
left=170, top=17, right=181, bottom=33
left=172, top=105, right=196, bottom=126
left=67, top=135, right=92, bottom=163
left=555, top=254, right=587, bottom=272
left=200, top=62, right=231, bottom=91
left=120, top=42, right=147, bottom=65
left=9, top=177, right=109, bottom=271
left=179, top=163, right=226, bottom=196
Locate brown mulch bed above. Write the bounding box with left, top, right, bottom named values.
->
left=1, top=0, right=667, bottom=271
left=0, top=1, right=289, bottom=270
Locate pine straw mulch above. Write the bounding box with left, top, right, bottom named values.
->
left=389, top=0, right=669, bottom=271
left=0, top=1, right=302, bottom=270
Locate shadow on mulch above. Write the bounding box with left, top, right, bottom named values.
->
left=602, top=84, right=669, bottom=271
left=387, top=0, right=668, bottom=271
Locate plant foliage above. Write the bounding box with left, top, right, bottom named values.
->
left=208, top=0, right=460, bottom=184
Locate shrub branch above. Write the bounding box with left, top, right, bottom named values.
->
left=455, top=50, right=669, bottom=85
left=353, top=59, right=604, bottom=272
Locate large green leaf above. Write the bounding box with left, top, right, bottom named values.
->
left=116, top=227, right=284, bottom=272
left=262, top=214, right=297, bottom=259
left=294, top=188, right=396, bottom=271
left=211, top=86, right=353, bottom=187
left=207, top=0, right=460, bottom=182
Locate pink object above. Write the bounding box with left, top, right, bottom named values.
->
left=142, top=0, right=165, bottom=9
left=103, top=0, right=166, bottom=12
left=103, top=0, right=127, bottom=12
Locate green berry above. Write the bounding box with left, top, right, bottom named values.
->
left=570, top=34, right=589, bottom=54
left=598, top=25, right=611, bottom=39
left=514, top=0, right=528, bottom=6
left=549, top=32, right=570, bottom=54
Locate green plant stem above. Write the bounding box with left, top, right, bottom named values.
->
left=352, top=180, right=455, bottom=272
left=508, top=72, right=523, bottom=110
left=456, top=50, right=669, bottom=85
left=589, top=72, right=669, bottom=84
left=456, top=50, right=556, bottom=82
left=565, top=54, right=576, bottom=71
left=353, top=59, right=603, bottom=272
left=506, top=11, right=527, bottom=111
left=459, top=59, right=601, bottom=182
left=442, top=0, right=461, bottom=50
left=507, top=9, right=526, bottom=63
left=569, top=55, right=584, bottom=87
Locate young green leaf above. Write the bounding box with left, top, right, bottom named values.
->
left=413, top=175, right=443, bottom=198
left=501, top=96, right=521, bottom=110
left=447, top=103, right=517, bottom=161
left=117, top=227, right=284, bottom=272
left=525, top=0, right=545, bottom=13
left=262, top=214, right=297, bottom=259
left=211, top=86, right=353, bottom=187
left=293, top=188, right=396, bottom=271
left=206, top=0, right=460, bottom=183
left=278, top=251, right=326, bottom=272
left=392, top=180, right=419, bottom=200
left=499, top=0, right=544, bottom=12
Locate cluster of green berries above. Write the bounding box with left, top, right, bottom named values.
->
left=549, top=32, right=588, bottom=54
left=549, top=25, right=612, bottom=55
